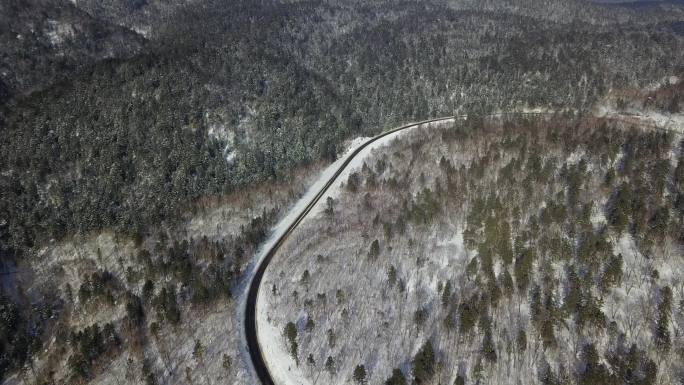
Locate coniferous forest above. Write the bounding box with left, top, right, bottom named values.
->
left=0, top=0, right=683, bottom=384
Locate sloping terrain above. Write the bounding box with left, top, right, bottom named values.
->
left=0, top=0, right=146, bottom=102
left=1, top=161, right=323, bottom=385
left=68, top=0, right=197, bottom=38
left=259, top=114, right=684, bottom=384
left=1, top=0, right=684, bottom=384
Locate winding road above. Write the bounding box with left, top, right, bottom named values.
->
left=244, top=116, right=456, bottom=385
left=242, top=111, right=681, bottom=385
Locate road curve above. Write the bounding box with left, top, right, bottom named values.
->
left=244, top=116, right=456, bottom=385
left=243, top=111, right=681, bottom=385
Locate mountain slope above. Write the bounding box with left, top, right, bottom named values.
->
left=0, top=0, right=147, bottom=102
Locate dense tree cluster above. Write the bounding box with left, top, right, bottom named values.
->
left=67, top=323, right=120, bottom=380
left=0, top=295, right=34, bottom=381
left=2, top=0, right=683, bottom=264
left=1, top=0, right=683, bottom=383
left=0, top=0, right=146, bottom=103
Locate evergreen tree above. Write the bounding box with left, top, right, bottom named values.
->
left=502, top=269, right=514, bottom=297
left=193, top=339, right=204, bottom=362
left=388, top=265, right=398, bottom=286
left=482, top=327, right=497, bottom=363
left=369, top=239, right=381, bottom=259
left=222, top=354, right=232, bottom=373
left=516, top=329, right=527, bottom=353
left=412, top=342, right=436, bottom=384
left=327, top=328, right=336, bottom=348
left=353, top=364, right=367, bottom=384
left=284, top=322, right=299, bottom=364
left=601, top=254, right=623, bottom=291
left=385, top=368, right=407, bottom=385
left=514, top=249, right=535, bottom=293
left=442, top=280, right=452, bottom=307
left=325, top=356, right=336, bottom=376
left=654, top=286, right=673, bottom=352
left=609, top=182, right=632, bottom=232
left=579, top=343, right=615, bottom=385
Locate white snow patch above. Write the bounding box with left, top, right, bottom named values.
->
left=225, top=150, right=237, bottom=163
left=132, top=25, right=151, bottom=38
left=594, top=105, right=684, bottom=134
left=45, top=19, right=74, bottom=46
left=257, top=310, right=314, bottom=385
left=565, top=149, right=586, bottom=165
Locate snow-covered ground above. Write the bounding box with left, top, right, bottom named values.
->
left=311, top=120, right=456, bottom=216
left=255, top=121, right=505, bottom=385
left=10, top=109, right=682, bottom=385
left=246, top=119, right=455, bottom=384
left=256, top=116, right=684, bottom=385
left=595, top=104, right=684, bottom=134
left=6, top=160, right=320, bottom=385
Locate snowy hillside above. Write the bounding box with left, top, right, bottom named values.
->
left=258, top=114, right=684, bottom=385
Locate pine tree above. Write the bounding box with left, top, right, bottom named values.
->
left=414, top=307, right=429, bottom=328
left=347, top=172, right=361, bottom=193
left=305, top=318, right=315, bottom=332
left=369, top=239, right=380, bottom=259
left=563, top=266, right=581, bottom=315
left=516, top=329, right=527, bottom=353
left=353, top=364, right=367, bottom=384
left=540, top=289, right=557, bottom=349
left=530, top=285, right=543, bottom=327
left=442, top=280, right=452, bottom=307
left=325, top=196, right=335, bottom=219
left=502, top=269, right=514, bottom=297
left=579, top=343, right=614, bottom=385
left=388, top=265, right=397, bottom=286
left=609, top=182, right=632, bottom=233
left=301, top=270, right=310, bottom=286
left=458, top=298, right=478, bottom=335
left=482, top=326, right=497, bottom=363
left=514, top=249, right=535, bottom=292
left=471, top=358, right=484, bottom=384
left=601, top=254, right=623, bottom=291
left=325, top=356, right=336, bottom=376
left=284, top=322, right=299, bottom=364
left=327, top=328, right=336, bottom=348
left=193, top=339, right=204, bottom=362
left=384, top=368, right=407, bottom=385
left=222, top=354, right=232, bottom=373
left=466, top=257, right=478, bottom=281
left=412, top=342, right=435, bottom=384
left=654, top=286, right=673, bottom=352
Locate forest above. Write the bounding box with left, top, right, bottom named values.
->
left=2, top=0, right=684, bottom=261
left=0, top=0, right=683, bottom=384
left=260, top=114, right=684, bottom=384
